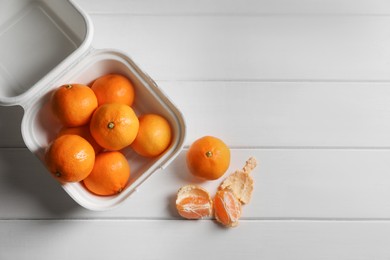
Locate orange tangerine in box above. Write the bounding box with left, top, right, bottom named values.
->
left=57, top=125, right=102, bottom=154
left=45, top=134, right=95, bottom=183
left=91, top=74, right=135, bottom=106
left=131, top=114, right=172, bottom=157
left=83, top=151, right=130, bottom=196
left=90, top=103, right=139, bottom=151
left=51, top=84, right=98, bottom=127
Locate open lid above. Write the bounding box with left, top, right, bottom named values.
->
left=0, top=0, right=93, bottom=106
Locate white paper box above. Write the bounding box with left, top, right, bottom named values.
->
left=0, top=0, right=186, bottom=210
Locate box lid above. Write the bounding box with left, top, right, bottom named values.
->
left=0, top=0, right=93, bottom=107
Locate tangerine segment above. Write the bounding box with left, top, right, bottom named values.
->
left=83, top=151, right=130, bottom=196
left=57, top=125, right=102, bottom=154
left=214, top=189, right=241, bottom=227
left=131, top=114, right=172, bottom=157
left=186, top=136, right=230, bottom=180
left=219, top=157, right=257, bottom=204
left=51, top=84, right=98, bottom=127
left=90, top=103, right=139, bottom=151
left=91, top=74, right=135, bottom=106
left=176, top=185, right=213, bottom=219
left=45, top=134, right=95, bottom=183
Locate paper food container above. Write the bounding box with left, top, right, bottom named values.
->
left=0, top=0, right=186, bottom=210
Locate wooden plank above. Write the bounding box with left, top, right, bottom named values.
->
left=161, top=81, right=390, bottom=148
left=77, top=0, right=390, bottom=15
left=2, top=148, right=390, bottom=220
left=2, top=82, right=390, bottom=148
left=1, top=219, right=390, bottom=259
left=91, top=15, right=390, bottom=81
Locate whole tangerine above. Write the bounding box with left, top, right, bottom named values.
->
left=45, top=134, right=95, bottom=182
left=91, top=74, right=135, bottom=106
left=57, top=125, right=102, bottom=154
left=83, top=151, right=130, bottom=196
left=186, top=136, right=230, bottom=180
left=90, top=103, right=139, bottom=151
left=131, top=114, right=172, bottom=157
left=51, top=84, right=98, bottom=127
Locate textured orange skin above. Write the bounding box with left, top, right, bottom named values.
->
left=90, top=103, right=139, bottom=151
left=51, top=84, right=98, bottom=127
left=186, top=136, right=230, bottom=180
left=91, top=74, right=135, bottom=106
left=45, top=134, right=95, bottom=183
left=131, top=114, right=172, bottom=157
left=83, top=151, right=130, bottom=196
left=57, top=125, right=102, bottom=154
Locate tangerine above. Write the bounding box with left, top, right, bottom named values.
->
left=214, top=188, right=241, bottom=227
left=51, top=84, right=98, bottom=127
left=57, top=125, right=102, bottom=154
left=90, top=103, right=139, bottom=151
left=176, top=185, right=213, bottom=219
left=131, top=114, right=172, bottom=157
left=45, top=134, right=95, bottom=182
left=83, top=151, right=130, bottom=196
left=186, top=136, right=230, bottom=180
left=91, top=74, right=135, bottom=106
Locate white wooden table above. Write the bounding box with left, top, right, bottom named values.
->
left=2, top=0, right=390, bottom=258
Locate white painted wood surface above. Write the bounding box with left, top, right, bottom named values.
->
left=2, top=0, right=390, bottom=259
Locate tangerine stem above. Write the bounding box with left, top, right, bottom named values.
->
left=55, top=171, right=61, bottom=177
left=107, top=122, right=115, bottom=129
left=66, top=84, right=72, bottom=89
left=205, top=151, right=213, bottom=158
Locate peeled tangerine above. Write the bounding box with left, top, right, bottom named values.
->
left=176, top=157, right=258, bottom=228
left=215, top=156, right=258, bottom=227
left=214, top=188, right=242, bottom=227
left=176, top=185, right=213, bottom=220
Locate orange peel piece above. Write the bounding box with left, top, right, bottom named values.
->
left=219, top=157, right=257, bottom=205
left=176, top=185, right=213, bottom=220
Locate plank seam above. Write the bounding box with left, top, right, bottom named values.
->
left=5, top=147, right=390, bottom=151
left=88, top=12, right=390, bottom=17
left=2, top=218, right=390, bottom=222
left=182, top=146, right=390, bottom=150
left=156, top=79, right=390, bottom=83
